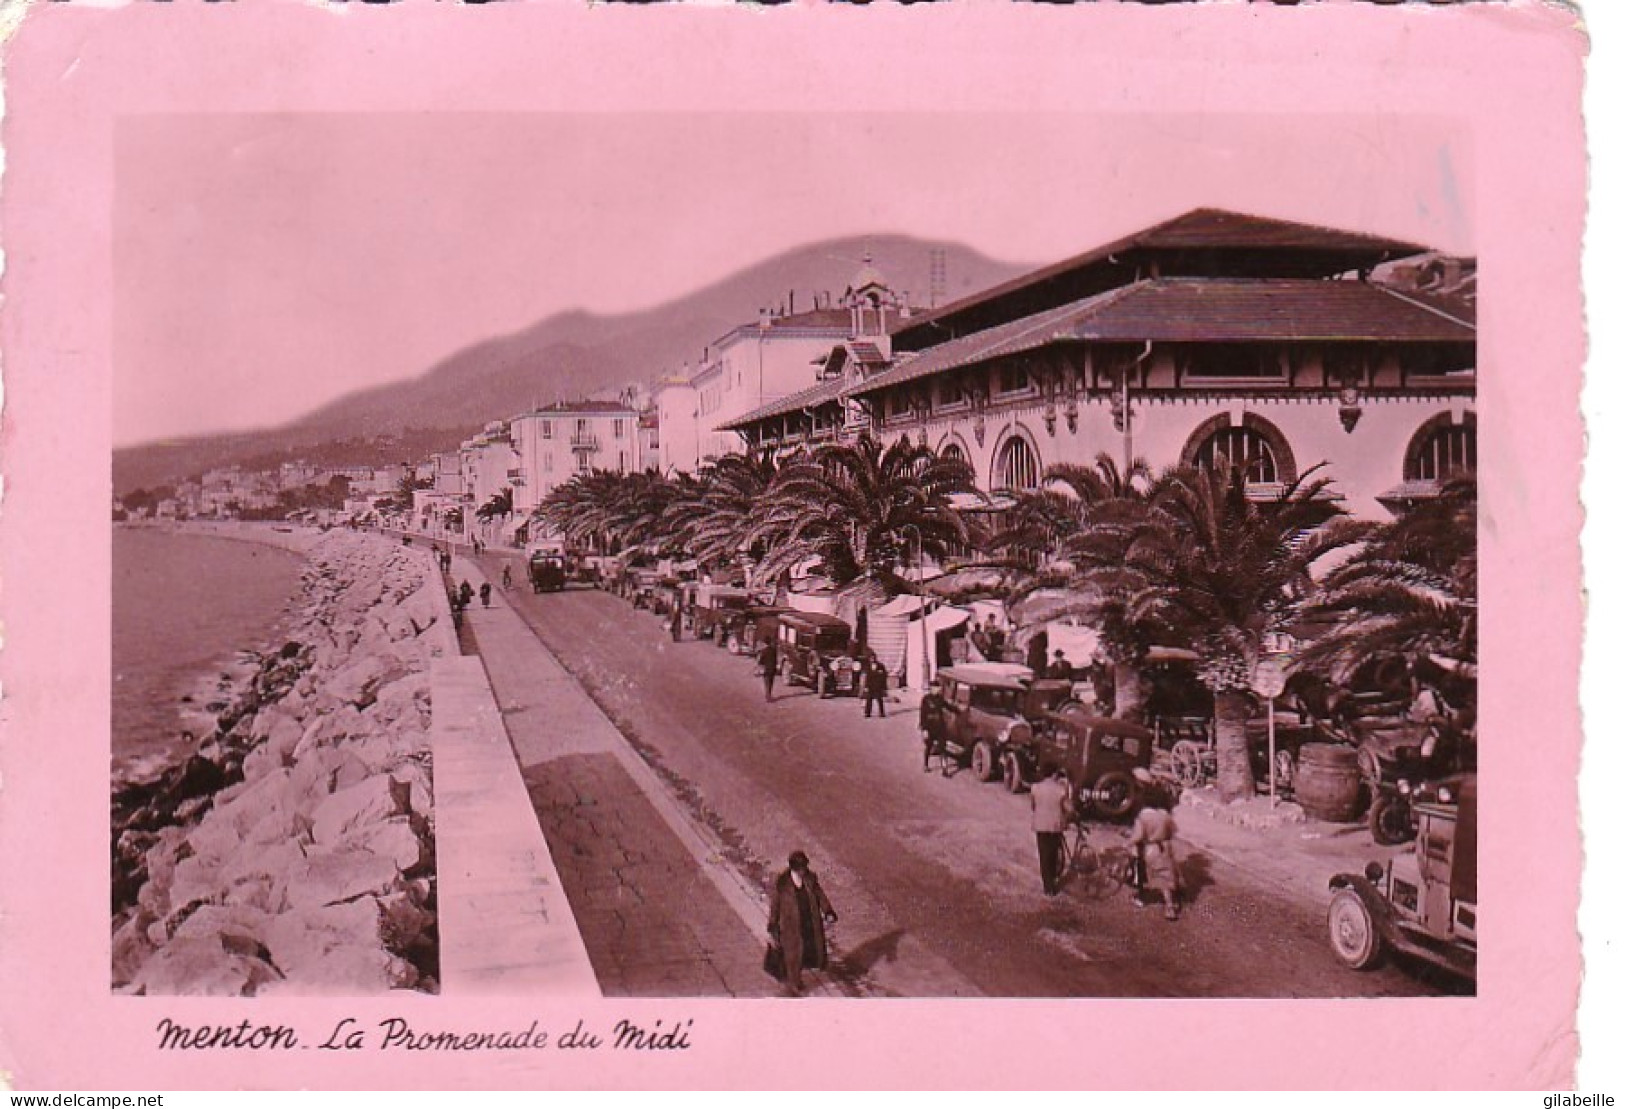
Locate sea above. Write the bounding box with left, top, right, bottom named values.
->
left=111, top=527, right=307, bottom=788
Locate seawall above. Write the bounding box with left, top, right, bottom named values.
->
left=112, top=529, right=457, bottom=995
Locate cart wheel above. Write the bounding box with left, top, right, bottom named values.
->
left=1327, top=889, right=1384, bottom=970
left=1002, top=753, right=1024, bottom=793
left=1170, top=741, right=1206, bottom=788
left=971, top=741, right=997, bottom=783
left=1274, top=749, right=1297, bottom=794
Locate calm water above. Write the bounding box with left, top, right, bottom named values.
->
left=111, top=528, right=306, bottom=785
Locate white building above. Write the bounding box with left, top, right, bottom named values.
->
left=510, top=401, right=641, bottom=515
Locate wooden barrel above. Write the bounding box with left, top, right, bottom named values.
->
left=1293, top=743, right=1363, bottom=822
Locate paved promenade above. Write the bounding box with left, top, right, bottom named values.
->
left=450, top=558, right=779, bottom=997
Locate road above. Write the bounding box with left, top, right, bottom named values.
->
left=480, top=560, right=1452, bottom=998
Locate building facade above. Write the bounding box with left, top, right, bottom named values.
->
left=510, top=401, right=641, bottom=514
left=727, top=209, right=1476, bottom=522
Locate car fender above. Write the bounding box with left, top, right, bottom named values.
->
left=1328, top=873, right=1401, bottom=943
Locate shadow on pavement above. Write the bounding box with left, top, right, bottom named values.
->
left=832, top=928, right=907, bottom=977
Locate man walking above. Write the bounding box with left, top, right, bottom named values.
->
left=759, top=635, right=779, bottom=702
left=861, top=655, right=888, bottom=718
left=1030, top=768, right=1073, bottom=896
left=767, top=850, right=838, bottom=997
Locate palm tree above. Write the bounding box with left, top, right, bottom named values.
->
left=475, top=487, right=514, bottom=522
left=1296, top=476, right=1477, bottom=704
left=1001, top=454, right=1168, bottom=721
left=748, top=433, right=977, bottom=588
left=663, top=451, right=786, bottom=572
left=1123, top=463, right=1373, bottom=801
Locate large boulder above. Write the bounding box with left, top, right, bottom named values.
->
left=338, top=816, right=427, bottom=873
left=311, top=775, right=410, bottom=845
left=281, top=852, right=403, bottom=910
left=130, top=936, right=282, bottom=996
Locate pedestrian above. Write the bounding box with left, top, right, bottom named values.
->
left=766, top=850, right=838, bottom=996
left=501, top=564, right=513, bottom=590
left=458, top=580, right=474, bottom=608
left=987, top=621, right=1007, bottom=661
left=1127, top=768, right=1183, bottom=921
left=1051, top=650, right=1074, bottom=682
left=479, top=582, right=492, bottom=608
left=1026, top=628, right=1050, bottom=678
left=759, top=635, right=779, bottom=702
left=1030, top=768, right=1073, bottom=895
left=669, top=602, right=684, bottom=642
left=861, top=655, right=888, bottom=718
left=970, top=620, right=993, bottom=661
left=919, top=687, right=948, bottom=772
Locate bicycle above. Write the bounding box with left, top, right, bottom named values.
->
left=1063, top=818, right=1131, bottom=900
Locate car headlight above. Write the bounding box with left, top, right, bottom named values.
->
left=1398, top=780, right=1412, bottom=794
left=1438, top=787, right=1453, bottom=803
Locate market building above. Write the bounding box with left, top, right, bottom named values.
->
left=725, top=209, right=1476, bottom=521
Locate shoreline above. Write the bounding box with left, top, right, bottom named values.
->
left=115, top=523, right=318, bottom=787
left=112, top=528, right=456, bottom=996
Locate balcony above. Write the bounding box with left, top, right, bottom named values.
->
left=570, top=433, right=600, bottom=452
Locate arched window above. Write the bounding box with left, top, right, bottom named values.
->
left=1405, top=415, right=1477, bottom=481
left=1194, top=426, right=1279, bottom=483
left=995, top=433, right=1040, bottom=491
left=940, top=441, right=966, bottom=463
left=1181, top=413, right=1298, bottom=485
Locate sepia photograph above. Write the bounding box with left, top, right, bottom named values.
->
left=109, top=111, right=1477, bottom=1000
left=0, top=0, right=1588, bottom=1090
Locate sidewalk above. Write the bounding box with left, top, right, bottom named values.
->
left=1173, top=787, right=1407, bottom=910
left=452, top=559, right=780, bottom=997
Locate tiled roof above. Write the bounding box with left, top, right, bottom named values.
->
left=521, top=401, right=637, bottom=416
left=850, top=278, right=1475, bottom=398
left=848, top=341, right=888, bottom=365
left=718, top=377, right=847, bottom=431
left=893, top=208, right=1439, bottom=341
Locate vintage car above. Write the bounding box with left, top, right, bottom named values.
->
left=1327, top=773, right=1476, bottom=981
left=721, top=604, right=791, bottom=654
left=691, top=585, right=754, bottom=641
left=626, top=568, right=664, bottom=610
left=921, top=664, right=1077, bottom=784
left=527, top=552, right=567, bottom=593
left=775, top=611, right=861, bottom=696
left=1005, top=704, right=1158, bottom=818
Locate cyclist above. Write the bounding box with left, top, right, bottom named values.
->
left=1030, top=768, right=1073, bottom=896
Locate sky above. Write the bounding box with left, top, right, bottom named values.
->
left=113, top=112, right=1474, bottom=447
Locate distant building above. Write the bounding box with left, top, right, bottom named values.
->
left=510, top=401, right=640, bottom=516
left=726, top=209, right=1476, bottom=521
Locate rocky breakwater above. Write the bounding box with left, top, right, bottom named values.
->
left=112, top=532, right=456, bottom=996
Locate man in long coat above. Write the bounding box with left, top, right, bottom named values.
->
left=767, top=850, right=838, bottom=995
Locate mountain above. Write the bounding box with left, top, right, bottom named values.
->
left=113, top=234, right=1029, bottom=494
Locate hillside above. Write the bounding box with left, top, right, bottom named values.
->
left=114, top=234, right=1026, bottom=494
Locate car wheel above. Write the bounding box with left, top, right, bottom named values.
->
left=1003, top=753, right=1026, bottom=794
left=1091, top=770, right=1137, bottom=820
left=971, top=741, right=997, bottom=783
left=1327, top=888, right=1384, bottom=970
left=1368, top=793, right=1415, bottom=846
